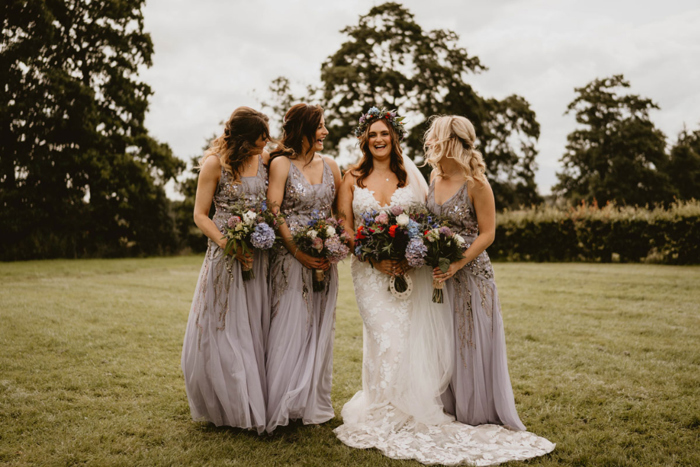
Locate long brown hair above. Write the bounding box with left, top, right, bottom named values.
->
left=199, top=106, right=270, bottom=181
left=351, top=118, right=407, bottom=188
left=269, top=103, right=324, bottom=164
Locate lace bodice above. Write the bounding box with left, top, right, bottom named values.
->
left=211, top=155, right=267, bottom=231
left=281, top=159, right=335, bottom=234
left=351, top=185, right=417, bottom=219
left=427, top=180, right=494, bottom=281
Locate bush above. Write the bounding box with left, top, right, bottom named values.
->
left=492, top=200, right=700, bottom=264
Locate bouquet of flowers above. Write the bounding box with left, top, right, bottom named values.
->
left=354, top=204, right=425, bottom=298
left=292, top=211, right=351, bottom=291
left=222, top=196, right=283, bottom=281
left=407, top=219, right=467, bottom=303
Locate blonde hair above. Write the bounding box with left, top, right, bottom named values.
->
left=198, top=107, right=270, bottom=182
left=423, top=115, right=486, bottom=185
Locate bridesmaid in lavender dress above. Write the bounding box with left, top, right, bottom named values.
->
left=426, top=115, right=528, bottom=431
left=181, top=107, right=271, bottom=433
left=265, top=103, right=342, bottom=433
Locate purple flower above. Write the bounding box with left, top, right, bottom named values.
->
left=390, top=205, right=404, bottom=216
left=325, top=236, right=350, bottom=263
left=251, top=223, right=275, bottom=249
left=406, top=237, right=427, bottom=268
left=439, top=226, right=453, bottom=236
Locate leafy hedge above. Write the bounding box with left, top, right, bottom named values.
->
left=491, top=200, right=700, bottom=264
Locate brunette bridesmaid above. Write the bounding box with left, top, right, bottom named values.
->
left=181, top=107, right=271, bottom=433
left=425, top=115, right=527, bottom=431
left=265, top=103, right=342, bottom=433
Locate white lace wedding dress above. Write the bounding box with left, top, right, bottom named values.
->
left=334, top=177, right=555, bottom=466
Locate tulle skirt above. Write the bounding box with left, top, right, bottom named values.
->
left=181, top=243, right=268, bottom=433
left=265, top=249, right=338, bottom=433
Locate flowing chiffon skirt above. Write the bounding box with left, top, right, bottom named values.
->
left=265, top=249, right=338, bottom=432
left=441, top=269, right=526, bottom=431
left=181, top=243, right=268, bottom=433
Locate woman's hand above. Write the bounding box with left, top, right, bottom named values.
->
left=296, top=251, right=330, bottom=271
left=370, top=258, right=402, bottom=276
left=235, top=248, right=253, bottom=269
left=433, top=259, right=467, bottom=283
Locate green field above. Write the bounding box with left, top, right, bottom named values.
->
left=1, top=257, right=698, bottom=466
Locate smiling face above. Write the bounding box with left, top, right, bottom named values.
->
left=367, top=120, right=392, bottom=161
left=313, top=115, right=329, bottom=152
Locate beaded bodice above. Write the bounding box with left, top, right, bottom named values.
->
left=281, top=158, right=335, bottom=233
left=211, top=155, right=268, bottom=231
left=427, top=180, right=494, bottom=281
left=426, top=181, right=478, bottom=241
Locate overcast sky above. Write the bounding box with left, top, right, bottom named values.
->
left=141, top=0, right=700, bottom=196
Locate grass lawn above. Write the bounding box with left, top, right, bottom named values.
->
left=0, top=257, right=699, bottom=466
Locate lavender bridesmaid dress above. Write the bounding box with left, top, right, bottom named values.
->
left=181, top=156, right=268, bottom=433
left=266, top=159, right=338, bottom=433
left=427, top=180, right=527, bottom=431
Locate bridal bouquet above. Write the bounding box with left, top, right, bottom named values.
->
left=354, top=204, right=425, bottom=298
left=292, top=211, right=351, bottom=291
left=409, top=222, right=467, bottom=303
left=222, top=196, right=283, bottom=281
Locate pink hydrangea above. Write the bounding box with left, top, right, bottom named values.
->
left=375, top=212, right=389, bottom=224
left=312, top=237, right=324, bottom=251
left=227, top=216, right=241, bottom=228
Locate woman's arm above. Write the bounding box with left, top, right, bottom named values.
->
left=433, top=178, right=496, bottom=282
left=324, top=155, right=343, bottom=215
left=267, top=156, right=329, bottom=271
left=193, top=156, right=225, bottom=248
left=337, top=170, right=356, bottom=249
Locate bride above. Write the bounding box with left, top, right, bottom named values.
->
left=334, top=107, right=555, bottom=466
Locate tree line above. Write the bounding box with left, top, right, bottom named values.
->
left=2, top=2, right=698, bottom=260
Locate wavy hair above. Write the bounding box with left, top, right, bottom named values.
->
left=350, top=118, right=407, bottom=189
left=423, top=115, right=486, bottom=185
left=199, top=107, right=270, bottom=181
left=269, top=103, right=324, bottom=165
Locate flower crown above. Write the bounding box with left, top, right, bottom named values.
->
left=354, top=106, right=407, bottom=141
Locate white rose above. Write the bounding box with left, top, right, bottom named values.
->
left=307, top=230, right=318, bottom=239
left=454, top=234, right=465, bottom=245
left=326, top=226, right=336, bottom=237
left=396, top=213, right=410, bottom=226
left=243, top=210, right=256, bottom=224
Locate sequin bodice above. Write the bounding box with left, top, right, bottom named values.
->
left=281, top=159, right=335, bottom=233
left=211, top=156, right=268, bottom=231
left=427, top=180, right=494, bottom=281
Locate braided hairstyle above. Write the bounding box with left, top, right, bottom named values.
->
left=423, top=115, right=486, bottom=185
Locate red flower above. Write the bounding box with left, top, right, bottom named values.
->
left=389, top=225, right=398, bottom=237
left=356, top=225, right=366, bottom=240
left=424, top=230, right=430, bottom=236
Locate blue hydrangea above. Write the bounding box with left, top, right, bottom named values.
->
left=407, top=219, right=420, bottom=239
left=251, top=223, right=275, bottom=249
left=354, top=245, right=362, bottom=257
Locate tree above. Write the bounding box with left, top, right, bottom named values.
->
left=1, top=0, right=184, bottom=260
left=554, top=75, right=673, bottom=206
left=317, top=2, right=542, bottom=208
left=665, top=127, right=700, bottom=201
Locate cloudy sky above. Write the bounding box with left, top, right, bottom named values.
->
left=141, top=0, right=700, bottom=196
